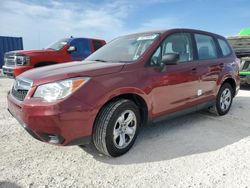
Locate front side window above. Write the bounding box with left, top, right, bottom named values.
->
left=150, top=33, right=193, bottom=66
left=70, top=39, right=91, bottom=55
left=86, top=33, right=160, bottom=62
left=218, top=38, right=232, bottom=57
left=195, top=34, right=217, bottom=60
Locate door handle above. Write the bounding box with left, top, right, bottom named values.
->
left=219, top=63, right=224, bottom=68
left=191, top=68, right=197, bottom=72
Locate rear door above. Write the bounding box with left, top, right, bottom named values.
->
left=70, top=38, right=92, bottom=61
left=194, top=33, right=222, bottom=102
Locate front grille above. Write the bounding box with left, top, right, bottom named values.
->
left=11, top=78, right=33, bottom=101
left=11, top=88, right=28, bottom=101
left=4, top=54, right=16, bottom=66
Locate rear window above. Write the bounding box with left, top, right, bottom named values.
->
left=195, top=34, right=218, bottom=60
left=218, top=38, right=232, bottom=57
left=93, top=40, right=103, bottom=51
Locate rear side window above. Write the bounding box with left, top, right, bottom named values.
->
left=195, top=34, right=217, bottom=60
left=93, top=40, right=103, bottom=51
left=218, top=38, right=232, bottom=57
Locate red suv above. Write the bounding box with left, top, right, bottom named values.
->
left=7, top=29, right=240, bottom=157
left=2, top=37, right=106, bottom=78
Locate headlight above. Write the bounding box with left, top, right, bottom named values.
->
left=33, top=77, right=90, bottom=102
left=15, top=55, right=30, bottom=65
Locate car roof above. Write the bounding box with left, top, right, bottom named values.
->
left=68, top=37, right=105, bottom=42
left=123, top=28, right=224, bottom=39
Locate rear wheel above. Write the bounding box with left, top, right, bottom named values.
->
left=209, top=83, right=233, bottom=116
left=93, top=99, right=140, bottom=157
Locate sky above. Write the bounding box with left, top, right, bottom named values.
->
left=0, top=0, right=249, bottom=49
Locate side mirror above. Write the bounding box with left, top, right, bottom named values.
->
left=67, top=46, right=76, bottom=53
left=161, top=53, right=179, bottom=65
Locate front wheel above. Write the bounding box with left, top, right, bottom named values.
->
left=209, top=83, right=233, bottom=116
left=93, top=99, right=140, bottom=157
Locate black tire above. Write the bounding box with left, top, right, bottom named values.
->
left=93, top=99, right=141, bottom=157
left=209, top=83, right=233, bottom=116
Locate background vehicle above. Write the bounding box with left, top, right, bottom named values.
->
left=0, top=36, right=23, bottom=70
left=7, top=29, right=240, bottom=157
left=227, top=27, right=250, bottom=85
left=2, top=37, right=106, bottom=78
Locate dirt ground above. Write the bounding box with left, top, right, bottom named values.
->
left=0, top=77, right=250, bottom=188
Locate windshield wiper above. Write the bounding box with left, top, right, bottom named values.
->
left=90, top=59, right=107, bottom=62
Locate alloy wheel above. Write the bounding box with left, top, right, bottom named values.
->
left=113, top=110, right=137, bottom=149
left=220, top=88, right=232, bottom=112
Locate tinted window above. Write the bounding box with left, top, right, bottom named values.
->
left=150, top=33, right=193, bottom=66
left=218, top=38, right=231, bottom=57
left=93, top=40, right=103, bottom=51
left=70, top=39, right=91, bottom=55
left=195, top=34, right=217, bottom=60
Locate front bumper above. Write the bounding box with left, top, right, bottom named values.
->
left=7, top=93, right=94, bottom=146
left=2, top=65, right=33, bottom=78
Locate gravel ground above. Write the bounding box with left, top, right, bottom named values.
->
left=0, top=77, right=250, bottom=188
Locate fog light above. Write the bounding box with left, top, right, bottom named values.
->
left=36, top=132, right=64, bottom=144
left=48, top=135, right=60, bottom=144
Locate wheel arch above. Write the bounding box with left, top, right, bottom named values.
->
left=110, top=93, right=149, bottom=126
left=34, top=61, right=58, bottom=67
left=92, top=92, right=149, bottom=135
left=220, top=77, right=237, bottom=97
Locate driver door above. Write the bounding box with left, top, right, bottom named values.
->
left=147, top=32, right=200, bottom=117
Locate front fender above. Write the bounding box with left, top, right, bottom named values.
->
left=94, top=86, right=150, bottom=114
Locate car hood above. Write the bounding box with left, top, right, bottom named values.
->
left=18, top=61, right=125, bottom=86
left=6, top=49, right=55, bottom=56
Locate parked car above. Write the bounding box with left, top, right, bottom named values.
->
left=227, top=34, right=250, bottom=85
left=2, top=37, right=106, bottom=78
left=238, top=57, right=250, bottom=85
left=0, top=36, right=23, bottom=69
left=7, top=29, right=240, bottom=157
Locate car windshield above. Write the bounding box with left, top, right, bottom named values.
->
left=46, top=38, right=69, bottom=51
left=85, top=33, right=160, bottom=62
